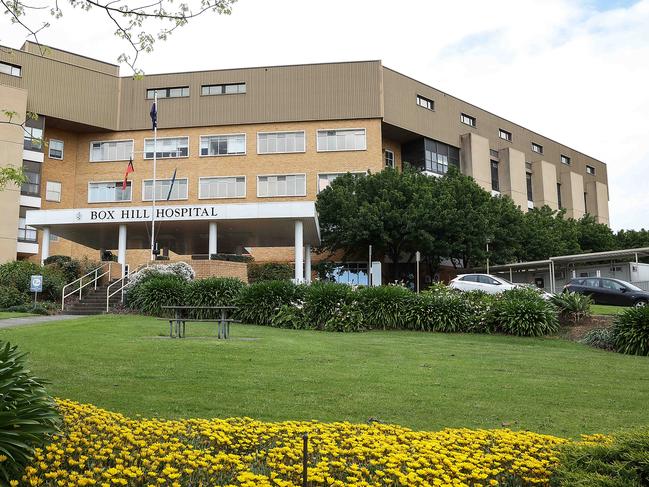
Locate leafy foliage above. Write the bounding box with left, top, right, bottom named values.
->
left=126, top=275, right=187, bottom=316
left=248, top=262, right=294, bottom=283
left=405, top=290, right=475, bottom=333
left=551, top=292, right=593, bottom=324
left=184, top=277, right=245, bottom=319
left=0, top=260, right=66, bottom=301
left=0, top=341, right=59, bottom=482
left=356, top=285, right=412, bottom=329
left=551, top=430, right=649, bottom=486
left=302, top=282, right=355, bottom=330
left=235, top=281, right=305, bottom=326
left=490, top=288, right=560, bottom=337
left=580, top=328, right=615, bottom=351
left=611, top=306, right=649, bottom=356
left=0, top=285, right=29, bottom=309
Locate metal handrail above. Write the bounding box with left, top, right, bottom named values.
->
left=61, top=262, right=112, bottom=310
left=106, top=274, right=130, bottom=312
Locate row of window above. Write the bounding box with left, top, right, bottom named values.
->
left=48, top=172, right=360, bottom=204
left=85, top=129, right=367, bottom=162
left=0, top=61, right=21, bottom=77
left=145, top=83, right=246, bottom=100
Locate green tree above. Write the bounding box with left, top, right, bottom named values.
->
left=518, top=206, right=581, bottom=261
left=616, top=229, right=649, bottom=249
left=576, top=214, right=617, bottom=253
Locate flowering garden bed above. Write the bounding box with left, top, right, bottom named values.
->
left=9, top=399, right=587, bottom=487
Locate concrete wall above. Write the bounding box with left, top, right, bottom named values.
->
left=498, top=147, right=527, bottom=209
left=460, top=132, right=491, bottom=192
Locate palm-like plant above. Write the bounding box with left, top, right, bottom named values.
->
left=0, top=341, right=59, bottom=482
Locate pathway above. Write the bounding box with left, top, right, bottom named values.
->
left=0, top=314, right=88, bottom=330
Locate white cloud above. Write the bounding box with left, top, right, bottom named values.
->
left=2, top=0, right=648, bottom=230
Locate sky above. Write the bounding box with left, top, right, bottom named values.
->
left=2, top=0, right=648, bottom=231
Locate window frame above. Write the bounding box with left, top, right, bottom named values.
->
left=460, top=113, right=476, bottom=127
left=48, top=139, right=64, bottom=160
left=416, top=94, right=434, bottom=111
left=384, top=149, right=395, bottom=168
left=526, top=172, right=534, bottom=202
left=45, top=181, right=62, bottom=202
left=498, top=129, right=512, bottom=142
left=87, top=180, right=133, bottom=204
left=146, top=86, right=190, bottom=99
left=141, top=177, right=189, bottom=202
left=199, top=133, right=247, bottom=157
left=201, top=83, right=246, bottom=96
left=89, top=139, right=134, bottom=163
left=561, top=154, right=571, bottom=165
left=316, top=128, right=367, bottom=153
left=256, top=173, right=307, bottom=198
left=490, top=160, right=500, bottom=192
left=531, top=142, right=544, bottom=154
left=143, top=136, right=190, bottom=160
left=316, top=171, right=366, bottom=194
left=0, top=61, right=21, bottom=77
left=586, top=165, right=596, bottom=175
left=256, top=130, right=306, bottom=155
left=557, top=182, right=563, bottom=209
left=198, top=176, right=247, bottom=200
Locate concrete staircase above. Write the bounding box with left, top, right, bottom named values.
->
left=64, top=281, right=122, bottom=315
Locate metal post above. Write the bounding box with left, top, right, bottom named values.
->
left=486, top=241, right=490, bottom=275
left=368, top=245, right=372, bottom=287
left=509, top=267, right=513, bottom=282
left=151, top=91, right=158, bottom=262
left=302, top=433, right=308, bottom=487
left=415, top=251, right=420, bottom=293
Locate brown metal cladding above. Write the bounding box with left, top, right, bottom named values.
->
left=381, top=67, right=608, bottom=188
left=20, top=41, right=120, bottom=76
left=118, top=61, right=383, bottom=130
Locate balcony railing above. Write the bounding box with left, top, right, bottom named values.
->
left=17, top=227, right=37, bottom=242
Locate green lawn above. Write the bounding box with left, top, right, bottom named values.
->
left=592, top=304, right=629, bottom=316
left=1, top=314, right=648, bottom=438
left=0, top=311, right=37, bottom=319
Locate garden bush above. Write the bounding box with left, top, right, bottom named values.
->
left=490, top=287, right=560, bottom=337
left=2, top=302, right=58, bottom=315
left=184, top=277, right=245, bottom=319
left=125, top=262, right=195, bottom=292
left=270, top=304, right=307, bottom=329
left=551, top=429, right=649, bottom=486
left=0, top=260, right=41, bottom=293
left=0, top=341, right=59, bottom=482
left=248, top=262, right=294, bottom=283
left=44, top=255, right=80, bottom=283
left=356, top=285, right=412, bottom=330
left=611, top=306, right=649, bottom=356
left=406, top=290, right=475, bottom=333
left=551, top=292, right=592, bottom=324
left=41, top=265, right=67, bottom=301
left=580, top=327, right=615, bottom=351
left=126, top=274, right=187, bottom=316
left=236, top=280, right=305, bottom=326
left=303, top=282, right=355, bottom=330
left=0, top=285, right=28, bottom=309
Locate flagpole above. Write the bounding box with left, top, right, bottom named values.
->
left=151, top=91, right=157, bottom=261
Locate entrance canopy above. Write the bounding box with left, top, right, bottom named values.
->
left=26, top=201, right=320, bottom=254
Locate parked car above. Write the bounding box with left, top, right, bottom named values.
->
left=449, top=274, right=518, bottom=294
left=563, top=277, right=649, bottom=307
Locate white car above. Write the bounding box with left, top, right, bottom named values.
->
left=449, top=274, right=518, bottom=294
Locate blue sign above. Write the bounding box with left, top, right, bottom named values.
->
left=30, top=275, right=43, bottom=293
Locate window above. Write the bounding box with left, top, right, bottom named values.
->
left=146, top=87, right=189, bottom=99
left=257, top=174, right=306, bottom=197
left=201, top=83, right=246, bottom=95
left=257, top=131, right=305, bottom=154
left=460, top=113, right=476, bottom=127
left=45, top=181, right=61, bottom=202
left=385, top=149, right=395, bottom=168
left=561, top=154, right=571, bottom=165
left=586, top=165, right=595, bottom=175
left=88, top=182, right=131, bottom=203
left=602, top=279, right=626, bottom=292
left=144, top=137, right=189, bottom=159
left=143, top=178, right=188, bottom=201
left=200, top=134, right=246, bottom=156
left=526, top=173, right=533, bottom=202
left=424, top=139, right=459, bottom=175
left=49, top=233, right=59, bottom=242
left=532, top=142, right=543, bottom=154
left=491, top=161, right=499, bottom=192
left=416, top=94, right=434, bottom=110
left=48, top=139, right=64, bottom=159
left=0, top=61, right=21, bottom=77
left=584, top=278, right=601, bottom=288
left=557, top=183, right=563, bottom=209
left=499, top=129, right=512, bottom=142
left=24, top=126, right=43, bottom=151
left=316, top=129, right=366, bottom=152
left=490, top=149, right=499, bottom=159
left=21, top=161, right=40, bottom=196
left=199, top=176, right=246, bottom=199
left=317, top=172, right=365, bottom=193
left=90, top=140, right=133, bottom=162
left=584, top=192, right=588, bottom=213
left=321, top=263, right=369, bottom=286
left=460, top=275, right=479, bottom=282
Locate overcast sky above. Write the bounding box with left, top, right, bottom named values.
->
left=2, top=0, right=648, bottom=231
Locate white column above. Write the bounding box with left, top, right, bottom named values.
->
left=294, top=220, right=304, bottom=283
left=305, top=244, right=312, bottom=284
left=40, top=226, right=50, bottom=264
left=118, top=224, right=127, bottom=277
left=209, top=222, right=218, bottom=258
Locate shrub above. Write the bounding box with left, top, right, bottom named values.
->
left=551, top=429, right=649, bottom=486
left=406, top=291, right=474, bottom=333
left=248, top=262, right=294, bottom=283
left=126, top=275, right=187, bottom=316
left=184, top=277, right=245, bottom=319
left=209, top=253, right=253, bottom=263
left=303, top=282, right=355, bottom=330
left=611, top=306, right=649, bottom=356
left=236, top=280, right=305, bottom=326
left=125, top=262, right=195, bottom=292
left=491, top=288, right=560, bottom=337
left=0, top=341, right=59, bottom=482
left=461, top=291, right=497, bottom=333
left=3, top=302, right=59, bottom=315
left=356, top=285, right=412, bottom=330
left=551, top=292, right=592, bottom=324
left=43, top=255, right=80, bottom=283
left=0, top=260, right=41, bottom=293
left=41, top=265, right=67, bottom=301
left=0, top=285, right=28, bottom=309
left=323, top=302, right=365, bottom=332
left=580, top=328, right=615, bottom=351
left=270, top=304, right=307, bottom=329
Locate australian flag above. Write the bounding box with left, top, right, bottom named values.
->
left=150, top=100, right=157, bottom=130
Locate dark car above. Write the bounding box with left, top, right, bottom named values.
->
left=564, top=277, right=649, bottom=307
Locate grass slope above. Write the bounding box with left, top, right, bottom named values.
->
left=0, top=311, right=37, bottom=319
left=1, top=314, right=648, bottom=438
left=591, top=304, right=629, bottom=316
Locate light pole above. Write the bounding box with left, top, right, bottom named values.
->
left=486, top=237, right=492, bottom=275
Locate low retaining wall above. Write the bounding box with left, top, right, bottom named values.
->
left=176, top=258, right=248, bottom=282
